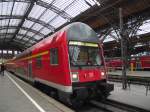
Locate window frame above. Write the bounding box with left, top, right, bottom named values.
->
left=50, top=48, right=59, bottom=66
left=36, top=56, right=42, bottom=68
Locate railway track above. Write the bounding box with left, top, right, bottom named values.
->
left=77, top=99, right=150, bottom=112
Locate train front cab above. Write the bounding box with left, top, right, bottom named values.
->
left=65, top=23, right=114, bottom=102
left=68, top=41, right=113, bottom=101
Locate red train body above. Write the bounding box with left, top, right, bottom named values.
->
left=6, top=22, right=113, bottom=105
left=106, top=56, right=150, bottom=70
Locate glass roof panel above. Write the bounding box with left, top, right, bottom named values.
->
left=65, top=0, right=94, bottom=17
left=22, top=37, right=29, bottom=41
left=0, top=2, right=13, bottom=15
left=29, top=5, right=46, bottom=19
left=0, top=29, right=7, bottom=33
left=29, top=39, right=36, bottom=44
left=23, top=20, right=34, bottom=28
left=34, top=35, right=43, bottom=40
left=32, top=23, right=43, bottom=31
left=25, top=32, right=40, bottom=38
left=12, top=2, right=29, bottom=15
left=53, top=0, right=75, bottom=10
left=19, top=29, right=27, bottom=34
left=0, top=19, right=9, bottom=26
left=50, top=16, right=67, bottom=28
left=40, top=27, right=51, bottom=35
left=40, top=9, right=57, bottom=23
left=14, top=39, right=24, bottom=44
left=41, top=0, right=54, bottom=4
left=9, top=19, right=21, bottom=26
left=16, top=35, right=23, bottom=39
left=26, top=32, right=35, bottom=37
left=5, top=35, right=13, bottom=39
left=7, top=29, right=16, bottom=33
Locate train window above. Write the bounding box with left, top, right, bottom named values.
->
left=36, top=56, right=42, bottom=67
left=50, top=48, right=58, bottom=65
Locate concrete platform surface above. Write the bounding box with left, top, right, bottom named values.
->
left=108, top=70, right=150, bottom=77
left=108, top=82, right=150, bottom=110
left=0, top=71, right=74, bottom=112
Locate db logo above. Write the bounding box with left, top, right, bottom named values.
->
left=84, top=73, right=94, bottom=78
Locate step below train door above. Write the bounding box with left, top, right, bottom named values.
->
left=28, top=61, right=33, bottom=81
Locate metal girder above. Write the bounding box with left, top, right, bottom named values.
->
left=0, top=25, right=44, bottom=37
left=0, top=15, right=23, bottom=20
left=28, top=17, right=55, bottom=31
left=0, top=15, right=54, bottom=30
left=12, top=39, right=32, bottom=48
left=21, top=27, right=44, bottom=36
left=0, top=0, right=31, bottom=3
left=0, top=33, right=37, bottom=41
left=37, top=0, right=72, bottom=20
left=0, top=42, right=24, bottom=51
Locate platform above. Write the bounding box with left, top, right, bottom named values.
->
left=108, top=82, right=150, bottom=111
left=108, top=70, right=150, bottom=77
left=0, top=71, right=74, bottom=112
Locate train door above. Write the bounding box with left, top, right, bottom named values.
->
left=28, top=61, right=33, bottom=78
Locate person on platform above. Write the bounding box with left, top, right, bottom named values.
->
left=1, top=63, right=5, bottom=76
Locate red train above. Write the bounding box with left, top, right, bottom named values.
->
left=106, top=56, right=150, bottom=70
left=6, top=22, right=114, bottom=106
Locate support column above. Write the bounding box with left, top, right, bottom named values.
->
left=12, top=50, right=15, bottom=57
left=2, top=50, right=4, bottom=63
left=119, top=8, right=127, bottom=89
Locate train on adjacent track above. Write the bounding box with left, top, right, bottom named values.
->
left=6, top=22, right=114, bottom=106
left=106, top=56, right=150, bottom=70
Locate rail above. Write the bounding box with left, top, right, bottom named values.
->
left=87, top=99, right=150, bottom=112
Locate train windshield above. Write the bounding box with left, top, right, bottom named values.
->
left=69, top=41, right=102, bottom=66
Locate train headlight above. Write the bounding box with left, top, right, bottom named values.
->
left=71, top=72, right=79, bottom=82
left=73, top=74, right=78, bottom=79
left=101, top=72, right=105, bottom=76
left=101, top=71, right=106, bottom=79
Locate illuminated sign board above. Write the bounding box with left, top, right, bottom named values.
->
left=69, top=41, right=98, bottom=47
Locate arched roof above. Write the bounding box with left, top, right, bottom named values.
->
left=0, top=0, right=98, bottom=50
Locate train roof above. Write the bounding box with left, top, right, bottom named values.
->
left=63, top=22, right=99, bottom=43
